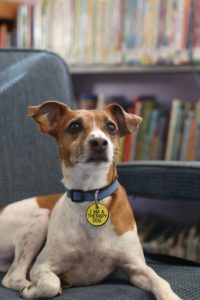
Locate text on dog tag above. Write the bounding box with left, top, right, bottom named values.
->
left=86, top=203, right=109, bottom=226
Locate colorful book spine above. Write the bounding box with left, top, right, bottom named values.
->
left=124, top=0, right=138, bottom=64
left=194, top=100, right=200, bottom=160
left=146, top=109, right=159, bottom=159
left=165, top=99, right=181, bottom=160
left=140, top=0, right=158, bottom=65
left=191, top=0, right=200, bottom=62
left=0, top=24, right=8, bottom=48
left=156, top=114, right=167, bottom=160
left=107, top=0, right=123, bottom=65
left=180, top=110, right=194, bottom=161
left=117, top=136, right=126, bottom=162
left=171, top=102, right=185, bottom=160
left=180, top=0, right=192, bottom=63
left=186, top=114, right=196, bottom=160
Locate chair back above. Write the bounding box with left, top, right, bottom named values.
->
left=0, top=49, right=74, bottom=205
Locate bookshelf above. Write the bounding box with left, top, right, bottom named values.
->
left=70, top=64, right=200, bottom=75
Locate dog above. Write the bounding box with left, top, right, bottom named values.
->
left=0, top=101, right=181, bottom=299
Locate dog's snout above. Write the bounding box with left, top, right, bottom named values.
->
left=89, top=138, right=108, bottom=152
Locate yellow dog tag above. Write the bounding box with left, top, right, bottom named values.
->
left=86, top=203, right=109, bottom=226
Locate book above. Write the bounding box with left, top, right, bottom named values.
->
left=17, top=4, right=33, bottom=48
left=180, top=0, right=192, bottom=64
left=170, top=101, right=185, bottom=160
left=146, top=109, right=159, bottom=159
left=93, top=0, right=108, bottom=64
left=191, top=0, right=200, bottom=62
left=177, top=101, right=192, bottom=159
left=76, top=0, right=95, bottom=65
left=180, top=109, right=194, bottom=160
left=140, top=0, right=159, bottom=65
left=156, top=113, right=167, bottom=160
left=157, top=0, right=167, bottom=64
left=159, top=0, right=173, bottom=64
left=194, top=99, right=200, bottom=160
left=165, top=99, right=181, bottom=160
left=0, top=24, right=8, bottom=47
left=117, top=136, right=125, bottom=162
left=108, top=0, right=123, bottom=65
left=170, top=0, right=188, bottom=65
left=124, top=0, right=138, bottom=64
left=186, top=112, right=196, bottom=160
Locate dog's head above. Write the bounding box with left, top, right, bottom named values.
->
left=27, top=101, right=142, bottom=169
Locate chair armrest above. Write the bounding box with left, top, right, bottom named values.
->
left=117, top=161, right=200, bottom=202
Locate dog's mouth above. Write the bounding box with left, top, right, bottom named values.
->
left=74, top=155, right=109, bottom=165
left=87, top=157, right=108, bottom=163
left=86, top=152, right=109, bottom=163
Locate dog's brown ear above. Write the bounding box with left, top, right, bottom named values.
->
left=105, top=103, right=142, bottom=137
left=27, top=100, right=70, bottom=136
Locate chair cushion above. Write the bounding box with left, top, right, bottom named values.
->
left=0, top=260, right=199, bottom=299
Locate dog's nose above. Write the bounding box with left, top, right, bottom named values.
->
left=89, top=138, right=108, bottom=152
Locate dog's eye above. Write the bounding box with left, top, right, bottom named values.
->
left=68, top=121, right=82, bottom=133
left=107, top=122, right=117, bottom=134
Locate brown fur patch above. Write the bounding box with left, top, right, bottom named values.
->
left=0, top=207, right=4, bottom=214
left=108, top=184, right=135, bottom=236
left=36, top=194, right=63, bottom=211
left=107, top=163, right=118, bottom=184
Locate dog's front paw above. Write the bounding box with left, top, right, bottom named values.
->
left=20, top=284, right=36, bottom=299
left=157, top=292, right=182, bottom=300
left=20, top=283, right=63, bottom=299
left=170, top=295, right=182, bottom=300
left=167, top=296, right=182, bottom=300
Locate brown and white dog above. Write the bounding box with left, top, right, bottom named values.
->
left=0, top=101, right=181, bottom=299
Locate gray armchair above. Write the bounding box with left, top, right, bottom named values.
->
left=0, top=49, right=199, bottom=299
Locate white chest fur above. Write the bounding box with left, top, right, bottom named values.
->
left=34, top=194, right=131, bottom=286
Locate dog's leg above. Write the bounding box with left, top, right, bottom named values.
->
left=121, top=259, right=182, bottom=300
left=2, top=208, right=49, bottom=291
left=118, top=230, right=182, bottom=300
left=20, top=264, right=62, bottom=299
